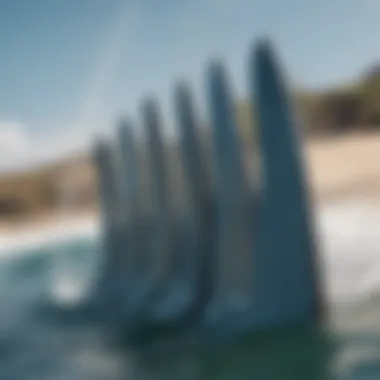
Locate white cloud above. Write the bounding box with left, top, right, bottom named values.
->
left=0, top=0, right=258, bottom=174
left=0, top=4, right=138, bottom=174
left=0, top=121, right=92, bottom=173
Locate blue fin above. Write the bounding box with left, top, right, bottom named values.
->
left=251, top=40, right=323, bottom=324
left=118, top=120, right=142, bottom=276
left=92, top=139, right=126, bottom=308
left=124, top=99, right=173, bottom=324
left=130, top=84, right=218, bottom=343
left=206, top=60, right=252, bottom=305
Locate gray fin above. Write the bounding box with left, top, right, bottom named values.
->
left=93, top=138, right=119, bottom=227
left=118, top=120, right=141, bottom=274
left=206, top=61, right=252, bottom=303
left=124, top=84, right=219, bottom=344
left=92, top=138, right=125, bottom=299
left=251, top=40, right=323, bottom=323
left=140, top=98, right=172, bottom=300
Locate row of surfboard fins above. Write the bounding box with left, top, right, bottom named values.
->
left=91, top=38, right=324, bottom=346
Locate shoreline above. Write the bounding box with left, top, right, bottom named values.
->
left=2, top=197, right=380, bottom=306
left=0, top=195, right=378, bottom=258
left=1, top=131, right=380, bottom=250
left=0, top=211, right=99, bottom=256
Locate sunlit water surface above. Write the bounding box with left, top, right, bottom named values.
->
left=1, top=200, right=380, bottom=379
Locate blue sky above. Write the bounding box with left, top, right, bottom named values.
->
left=0, top=0, right=379, bottom=171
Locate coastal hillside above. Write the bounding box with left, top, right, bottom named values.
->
left=0, top=155, right=97, bottom=225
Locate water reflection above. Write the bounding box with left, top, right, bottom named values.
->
left=2, top=243, right=380, bottom=380
left=130, top=326, right=336, bottom=380
left=3, top=222, right=380, bottom=379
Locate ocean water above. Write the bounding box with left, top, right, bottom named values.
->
left=1, top=200, right=380, bottom=379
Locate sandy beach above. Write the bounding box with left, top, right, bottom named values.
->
left=1, top=131, right=380, bottom=252
left=307, top=132, right=380, bottom=203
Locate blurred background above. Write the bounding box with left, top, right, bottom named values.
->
left=1, top=0, right=380, bottom=379
left=1, top=0, right=380, bottom=232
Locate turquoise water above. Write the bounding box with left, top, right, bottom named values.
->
left=1, top=236, right=380, bottom=379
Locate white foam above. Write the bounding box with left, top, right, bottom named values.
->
left=0, top=216, right=100, bottom=260
left=318, top=200, right=380, bottom=303
left=52, top=276, right=88, bottom=305
left=0, top=199, right=380, bottom=304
